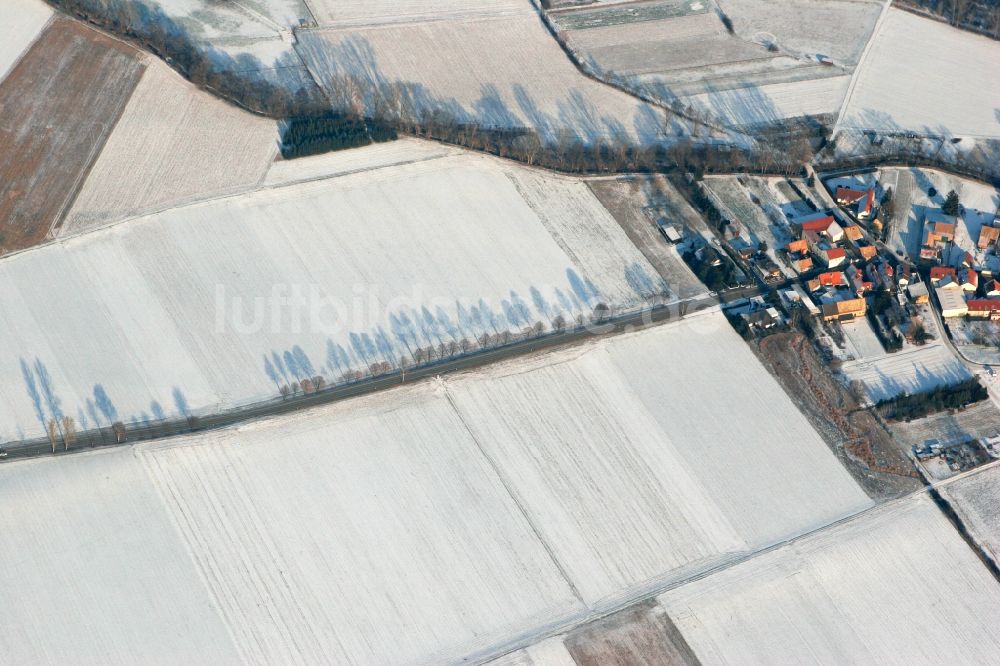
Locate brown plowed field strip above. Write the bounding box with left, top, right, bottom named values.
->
left=0, top=17, right=145, bottom=253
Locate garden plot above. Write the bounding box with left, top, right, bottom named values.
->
left=703, top=176, right=796, bottom=278
left=0, top=150, right=666, bottom=443
left=840, top=319, right=886, bottom=361
left=890, top=400, right=1000, bottom=450
left=941, top=463, right=1000, bottom=566
left=550, top=0, right=709, bottom=31
left=0, top=18, right=146, bottom=253
left=841, top=344, right=973, bottom=404
left=305, top=0, right=533, bottom=26
left=586, top=177, right=707, bottom=300
left=841, top=8, right=1000, bottom=139
left=0, top=449, right=243, bottom=664
left=295, top=14, right=668, bottom=144
left=61, top=60, right=279, bottom=234
left=717, top=0, right=883, bottom=66
left=0, top=0, right=51, bottom=82
left=660, top=493, right=1000, bottom=664
left=948, top=319, right=1000, bottom=365
left=557, top=0, right=865, bottom=125
left=563, top=14, right=774, bottom=80
left=873, top=167, right=999, bottom=262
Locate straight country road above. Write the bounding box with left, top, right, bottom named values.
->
left=2, top=293, right=725, bottom=462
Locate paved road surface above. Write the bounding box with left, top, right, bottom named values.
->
left=2, top=294, right=722, bottom=462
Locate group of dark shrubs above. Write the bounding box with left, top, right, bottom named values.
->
left=280, top=113, right=397, bottom=159
left=877, top=378, right=988, bottom=421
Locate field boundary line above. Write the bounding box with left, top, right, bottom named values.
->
left=442, top=389, right=588, bottom=609
left=832, top=0, right=893, bottom=137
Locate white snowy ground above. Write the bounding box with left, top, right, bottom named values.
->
left=0, top=0, right=52, bottom=82
left=868, top=167, right=999, bottom=264
left=0, top=150, right=670, bottom=442
left=840, top=318, right=885, bottom=361
left=841, top=344, right=973, bottom=404
left=60, top=60, right=280, bottom=233
left=0, top=313, right=873, bottom=664
left=841, top=8, right=1000, bottom=139
left=294, top=11, right=671, bottom=144
left=941, top=462, right=1000, bottom=567
left=660, top=492, right=1000, bottom=664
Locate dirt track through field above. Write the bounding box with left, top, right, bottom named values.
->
left=0, top=17, right=144, bottom=253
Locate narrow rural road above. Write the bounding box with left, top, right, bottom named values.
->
left=3, top=293, right=722, bottom=462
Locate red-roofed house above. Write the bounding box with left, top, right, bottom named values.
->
left=823, top=247, right=847, bottom=268
left=794, top=256, right=814, bottom=273
left=978, top=224, right=1000, bottom=251
left=960, top=269, right=979, bottom=292
left=930, top=266, right=957, bottom=284
left=835, top=187, right=867, bottom=205
left=859, top=245, right=877, bottom=261
left=843, top=225, right=864, bottom=242
left=986, top=280, right=1000, bottom=297
left=787, top=239, right=808, bottom=254
left=968, top=300, right=1000, bottom=320
left=798, top=215, right=844, bottom=241
left=857, top=189, right=876, bottom=219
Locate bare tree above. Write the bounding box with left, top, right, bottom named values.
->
left=61, top=416, right=76, bottom=451
left=46, top=419, right=59, bottom=454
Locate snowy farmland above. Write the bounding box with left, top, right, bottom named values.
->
left=304, top=0, right=533, bottom=26
left=556, top=0, right=880, bottom=126
left=61, top=60, right=279, bottom=234
left=660, top=493, right=1000, bottom=664
left=0, top=0, right=51, bottom=82
left=941, top=463, right=1000, bottom=567
left=841, top=8, right=1000, bottom=139
left=448, top=314, right=872, bottom=608
left=0, top=149, right=676, bottom=442
left=685, top=75, right=851, bottom=128
left=0, top=312, right=873, bottom=664
left=295, top=13, right=669, bottom=143
left=263, top=137, right=457, bottom=187
left=841, top=344, right=974, bottom=404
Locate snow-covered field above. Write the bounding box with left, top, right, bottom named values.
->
left=717, top=0, right=883, bottom=66
left=264, top=137, right=456, bottom=187
left=660, top=493, right=1000, bottom=664
left=0, top=0, right=51, bottom=82
left=305, top=0, right=532, bottom=26
left=0, top=312, right=872, bottom=664
left=685, top=75, right=850, bottom=127
left=841, top=8, right=1000, bottom=139
left=0, top=150, right=669, bottom=442
left=841, top=344, right=973, bottom=403
left=0, top=448, right=243, bottom=664
left=295, top=14, right=668, bottom=143
left=449, top=314, right=872, bottom=609
left=61, top=61, right=279, bottom=234
left=941, top=463, right=1000, bottom=567
left=559, top=0, right=879, bottom=126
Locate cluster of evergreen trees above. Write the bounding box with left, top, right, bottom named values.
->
left=279, top=113, right=396, bottom=159
left=878, top=378, right=988, bottom=421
